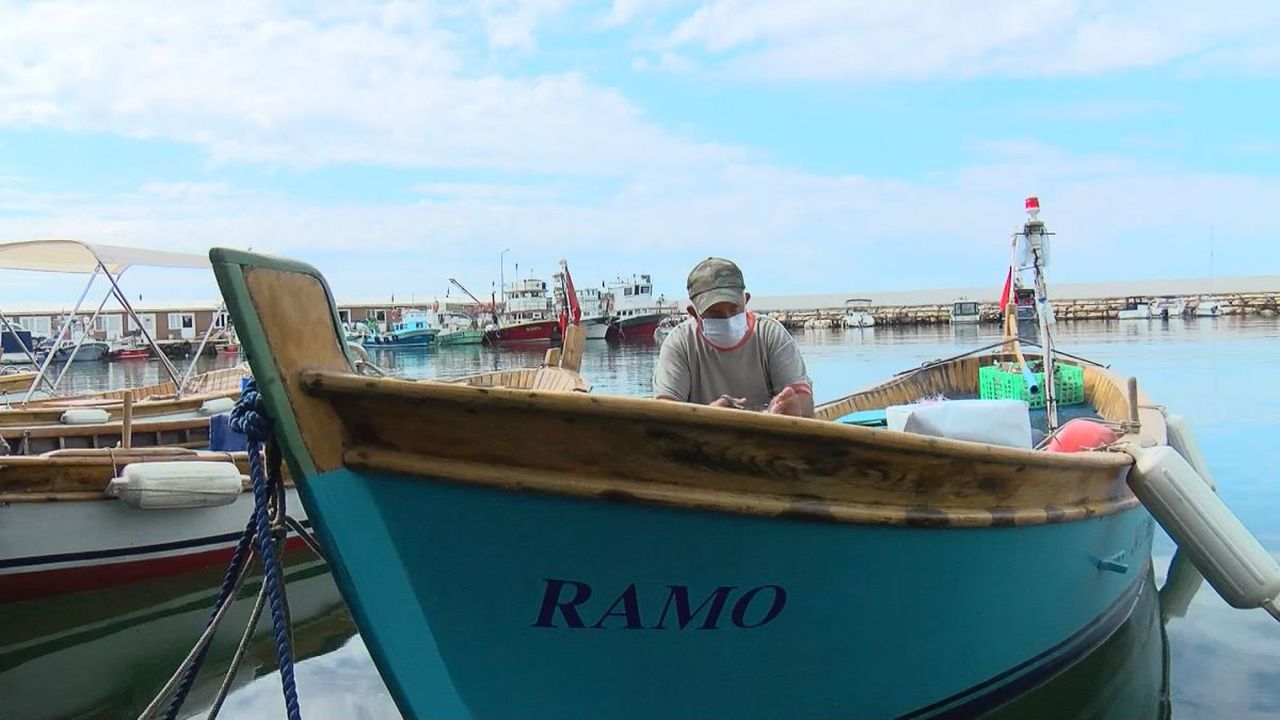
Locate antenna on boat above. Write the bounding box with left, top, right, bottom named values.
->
left=1021, top=196, right=1059, bottom=430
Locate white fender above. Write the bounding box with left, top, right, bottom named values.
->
left=1166, top=413, right=1217, bottom=490
left=61, top=408, right=110, bottom=425
left=200, top=396, right=237, bottom=415
left=106, top=461, right=245, bottom=509
left=1127, top=445, right=1280, bottom=616
left=1159, top=414, right=1214, bottom=617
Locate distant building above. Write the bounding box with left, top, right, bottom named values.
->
left=7, top=299, right=479, bottom=340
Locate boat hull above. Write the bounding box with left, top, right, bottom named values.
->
left=365, top=329, right=439, bottom=347
left=489, top=319, right=559, bottom=344
left=0, top=487, right=307, bottom=604
left=107, top=348, right=151, bottom=361
left=438, top=330, right=486, bottom=346
left=0, top=555, right=344, bottom=720
left=583, top=317, right=616, bottom=340
left=41, top=342, right=109, bottom=362
left=299, top=467, right=1153, bottom=720
left=0, top=371, right=36, bottom=392
left=617, top=313, right=664, bottom=339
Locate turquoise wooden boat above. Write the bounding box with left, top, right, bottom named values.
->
left=363, top=309, right=439, bottom=348
left=211, top=248, right=1163, bottom=719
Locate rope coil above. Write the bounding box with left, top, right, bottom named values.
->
left=140, top=379, right=304, bottom=720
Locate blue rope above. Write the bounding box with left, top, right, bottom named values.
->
left=161, top=517, right=255, bottom=720
left=237, top=379, right=303, bottom=720
left=161, top=379, right=302, bottom=720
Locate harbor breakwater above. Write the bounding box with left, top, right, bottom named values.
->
left=762, top=292, right=1280, bottom=330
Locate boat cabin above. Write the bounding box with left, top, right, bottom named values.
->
left=503, top=277, right=552, bottom=324
left=950, top=300, right=981, bottom=323
left=391, top=309, right=433, bottom=334
left=1015, top=288, right=1037, bottom=321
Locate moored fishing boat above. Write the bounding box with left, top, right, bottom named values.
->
left=842, top=298, right=876, bottom=328
left=210, top=241, right=1184, bottom=720
left=0, top=447, right=307, bottom=605
left=437, top=328, right=486, bottom=346
left=105, top=333, right=154, bottom=361
left=1193, top=297, right=1223, bottom=317
left=487, top=276, right=559, bottom=344
left=610, top=273, right=669, bottom=339
left=1117, top=296, right=1152, bottom=320
left=364, top=309, right=440, bottom=348
left=0, top=364, right=248, bottom=454
left=0, top=368, right=37, bottom=393
left=949, top=297, right=981, bottom=324
left=564, top=283, right=618, bottom=340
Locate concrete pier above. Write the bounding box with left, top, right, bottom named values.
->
left=750, top=275, right=1280, bottom=330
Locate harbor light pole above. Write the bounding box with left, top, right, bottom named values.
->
left=500, top=248, right=510, bottom=306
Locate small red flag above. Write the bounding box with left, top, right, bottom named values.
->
left=999, top=268, right=1013, bottom=310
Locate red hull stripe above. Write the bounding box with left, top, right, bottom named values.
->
left=1, top=535, right=310, bottom=604
left=0, top=518, right=311, bottom=570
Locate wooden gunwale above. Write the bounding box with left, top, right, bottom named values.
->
left=299, top=369, right=1138, bottom=527
left=302, top=370, right=1130, bottom=470
left=0, top=449, right=288, bottom=501
left=0, top=389, right=236, bottom=427
left=343, top=445, right=1139, bottom=527
left=0, top=371, right=37, bottom=392
left=1, top=415, right=213, bottom=455
left=12, top=415, right=211, bottom=439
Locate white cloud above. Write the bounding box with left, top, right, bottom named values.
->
left=3, top=143, right=1277, bottom=303
left=662, top=0, right=1280, bottom=80
left=217, top=635, right=400, bottom=720
left=603, top=0, right=682, bottom=28
left=139, top=181, right=233, bottom=200
left=477, top=0, right=575, bottom=50
left=0, top=0, right=739, bottom=174
left=1, top=0, right=1276, bottom=306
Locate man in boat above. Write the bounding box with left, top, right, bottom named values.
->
left=654, top=257, right=814, bottom=417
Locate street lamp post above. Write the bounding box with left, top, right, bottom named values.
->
left=499, top=248, right=511, bottom=309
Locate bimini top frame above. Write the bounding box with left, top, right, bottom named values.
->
left=0, top=239, right=218, bottom=405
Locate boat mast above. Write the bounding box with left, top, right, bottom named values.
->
left=1023, top=196, right=1058, bottom=430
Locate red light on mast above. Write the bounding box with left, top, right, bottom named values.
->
left=1025, top=196, right=1041, bottom=217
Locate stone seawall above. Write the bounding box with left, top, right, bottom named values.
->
left=762, top=292, right=1280, bottom=329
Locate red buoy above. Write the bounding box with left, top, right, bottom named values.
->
left=1046, top=418, right=1116, bottom=453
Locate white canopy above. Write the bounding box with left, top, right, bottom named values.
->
left=0, top=239, right=210, bottom=274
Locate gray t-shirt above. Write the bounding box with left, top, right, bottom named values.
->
left=653, top=312, right=812, bottom=409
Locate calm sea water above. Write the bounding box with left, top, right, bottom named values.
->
left=4, top=317, right=1279, bottom=719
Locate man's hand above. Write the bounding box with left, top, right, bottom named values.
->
left=711, top=395, right=748, bottom=409
left=767, top=386, right=814, bottom=417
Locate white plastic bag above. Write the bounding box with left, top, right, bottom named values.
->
left=886, top=399, right=1033, bottom=448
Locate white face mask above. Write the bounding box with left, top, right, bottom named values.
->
left=700, top=312, right=748, bottom=347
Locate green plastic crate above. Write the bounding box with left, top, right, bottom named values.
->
left=979, top=362, right=1084, bottom=408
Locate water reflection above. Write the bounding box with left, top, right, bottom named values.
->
left=983, top=571, right=1170, bottom=719
left=0, top=554, right=351, bottom=720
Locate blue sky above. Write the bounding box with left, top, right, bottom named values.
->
left=2, top=0, right=1278, bottom=306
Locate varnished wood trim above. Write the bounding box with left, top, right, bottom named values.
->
left=303, top=369, right=1130, bottom=470
left=0, top=449, right=292, bottom=498
left=343, top=445, right=1140, bottom=527
left=1, top=390, right=237, bottom=427
left=243, top=267, right=352, bottom=473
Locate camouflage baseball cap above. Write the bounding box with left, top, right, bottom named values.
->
left=687, top=257, right=746, bottom=314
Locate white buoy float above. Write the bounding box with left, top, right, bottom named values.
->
left=1126, top=444, right=1280, bottom=622
left=60, top=408, right=110, bottom=425
left=199, top=396, right=237, bottom=415
left=106, top=461, right=245, bottom=509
